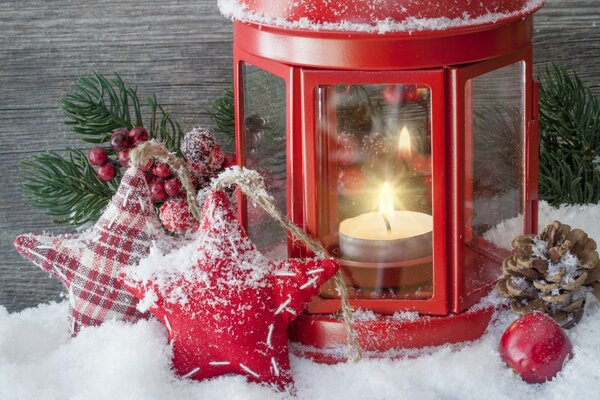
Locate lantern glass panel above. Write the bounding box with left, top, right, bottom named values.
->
left=242, top=63, right=288, bottom=257
left=464, top=61, right=525, bottom=294
left=316, top=84, right=433, bottom=300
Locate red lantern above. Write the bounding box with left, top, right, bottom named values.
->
left=222, top=0, right=544, bottom=360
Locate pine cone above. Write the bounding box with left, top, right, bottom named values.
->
left=496, top=221, right=600, bottom=328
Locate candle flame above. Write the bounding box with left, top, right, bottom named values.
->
left=379, top=182, right=394, bottom=228
left=398, top=126, right=412, bottom=159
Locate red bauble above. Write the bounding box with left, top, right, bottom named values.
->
left=500, top=313, right=573, bottom=383
left=159, top=198, right=198, bottom=234
left=87, top=146, right=108, bottom=166
left=129, top=127, right=149, bottom=145
left=97, top=163, right=117, bottom=181
left=164, top=178, right=183, bottom=197
left=150, top=181, right=168, bottom=202
left=382, top=85, right=403, bottom=106
left=152, top=163, right=172, bottom=179
left=110, top=133, right=130, bottom=152
left=118, top=149, right=131, bottom=168
left=121, top=190, right=338, bottom=389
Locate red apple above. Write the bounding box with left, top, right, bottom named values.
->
left=500, top=312, right=573, bottom=383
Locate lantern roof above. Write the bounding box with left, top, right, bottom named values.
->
left=219, top=0, right=545, bottom=35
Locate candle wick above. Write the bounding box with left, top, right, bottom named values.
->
left=381, top=214, right=392, bottom=233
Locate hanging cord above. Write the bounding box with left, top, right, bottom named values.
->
left=130, top=140, right=363, bottom=362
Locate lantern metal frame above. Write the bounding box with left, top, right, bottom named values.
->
left=230, top=0, right=543, bottom=356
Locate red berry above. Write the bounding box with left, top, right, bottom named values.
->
left=403, top=85, right=418, bottom=102
left=159, top=198, right=199, bottom=234
left=222, top=153, right=237, bottom=168
left=87, top=146, right=108, bottom=166
left=143, top=172, right=154, bottom=184
left=500, top=313, right=573, bottom=383
left=111, top=128, right=130, bottom=137
left=129, top=127, right=149, bottom=145
left=164, top=178, right=183, bottom=197
left=97, top=163, right=116, bottom=181
left=118, top=149, right=130, bottom=168
left=110, top=133, right=130, bottom=152
left=150, top=181, right=168, bottom=202
left=382, top=85, right=403, bottom=106
left=152, top=163, right=171, bottom=178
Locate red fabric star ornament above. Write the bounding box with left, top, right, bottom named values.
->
left=14, top=168, right=162, bottom=335
left=121, top=190, right=338, bottom=389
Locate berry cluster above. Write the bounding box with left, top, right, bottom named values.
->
left=88, top=126, right=231, bottom=234
left=87, top=127, right=149, bottom=182
left=382, top=84, right=429, bottom=106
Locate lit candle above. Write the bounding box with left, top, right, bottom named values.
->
left=398, top=126, right=412, bottom=161
left=338, top=182, right=433, bottom=263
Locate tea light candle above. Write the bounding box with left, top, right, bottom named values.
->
left=338, top=182, right=433, bottom=263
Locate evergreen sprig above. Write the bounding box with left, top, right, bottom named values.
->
left=22, top=72, right=185, bottom=227
left=60, top=73, right=143, bottom=143
left=21, top=149, right=119, bottom=226
left=209, top=86, right=236, bottom=153
left=539, top=65, right=600, bottom=206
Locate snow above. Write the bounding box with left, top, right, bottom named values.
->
left=2, top=300, right=600, bottom=400
left=218, top=0, right=545, bottom=34
left=485, top=200, right=600, bottom=250
left=3, top=200, right=600, bottom=399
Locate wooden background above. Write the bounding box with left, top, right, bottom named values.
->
left=1, top=0, right=599, bottom=312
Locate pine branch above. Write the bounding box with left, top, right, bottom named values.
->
left=539, top=65, right=600, bottom=206
left=21, top=149, right=119, bottom=226
left=209, top=86, right=236, bottom=153
left=60, top=72, right=143, bottom=144
left=147, top=94, right=184, bottom=156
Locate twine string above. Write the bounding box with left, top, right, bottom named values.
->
left=130, top=141, right=363, bottom=362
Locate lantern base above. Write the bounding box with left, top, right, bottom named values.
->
left=288, top=306, right=496, bottom=363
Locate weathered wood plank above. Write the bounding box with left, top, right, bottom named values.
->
left=1, top=0, right=599, bottom=311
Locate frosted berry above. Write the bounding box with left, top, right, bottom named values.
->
left=97, top=163, right=116, bottom=181
left=181, top=127, right=224, bottom=178
left=164, top=178, right=183, bottom=197
left=152, top=163, right=171, bottom=178
left=129, top=127, right=149, bottom=145
left=111, top=127, right=129, bottom=137
left=150, top=181, right=168, bottom=202
left=110, top=133, right=130, bottom=152
left=118, top=149, right=130, bottom=168
left=87, top=146, right=108, bottom=166
left=159, top=198, right=199, bottom=234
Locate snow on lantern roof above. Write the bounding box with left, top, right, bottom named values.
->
left=218, top=0, right=545, bottom=34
